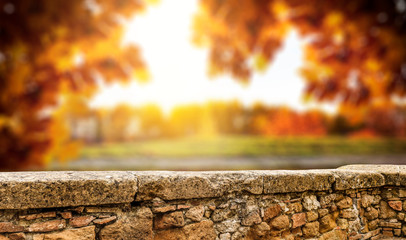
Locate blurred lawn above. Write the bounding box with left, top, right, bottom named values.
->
left=80, top=136, right=406, bottom=159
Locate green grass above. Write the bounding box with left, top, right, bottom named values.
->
left=79, top=136, right=406, bottom=159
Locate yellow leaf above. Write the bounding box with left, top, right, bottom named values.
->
left=254, top=54, right=268, bottom=72
left=134, top=68, right=151, bottom=83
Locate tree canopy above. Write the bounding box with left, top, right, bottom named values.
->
left=0, top=0, right=149, bottom=169
left=193, top=0, right=406, bottom=111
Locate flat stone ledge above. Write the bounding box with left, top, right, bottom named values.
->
left=1, top=165, right=405, bottom=209
left=339, top=164, right=406, bottom=187
left=135, top=171, right=264, bottom=201
left=0, top=171, right=137, bottom=209
left=262, top=170, right=335, bottom=194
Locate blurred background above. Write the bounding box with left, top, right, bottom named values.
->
left=1, top=0, right=406, bottom=171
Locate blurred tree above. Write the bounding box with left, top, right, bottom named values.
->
left=137, top=104, right=165, bottom=139
left=0, top=0, right=150, bottom=169
left=194, top=0, right=406, bottom=110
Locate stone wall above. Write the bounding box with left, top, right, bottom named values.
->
left=0, top=165, right=405, bottom=239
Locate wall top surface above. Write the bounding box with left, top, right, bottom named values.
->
left=0, top=165, right=404, bottom=209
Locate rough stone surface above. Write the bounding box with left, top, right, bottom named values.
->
left=135, top=171, right=263, bottom=200
left=33, top=226, right=95, bottom=240
left=69, top=216, right=95, bottom=228
left=263, top=170, right=334, bottom=194
left=28, top=220, right=66, bottom=233
left=291, top=213, right=306, bottom=228
left=1, top=165, right=406, bottom=239
left=333, top=169, right=385, bottom=190
left=0, top=222, right=24, bottom=233
left=185, top=205, right=204, bottom=222
left=0, top=172, right=138, bottom=209
left=154, top=211, right=185, bottom=230
left=99, top=207, right=153, bottom=240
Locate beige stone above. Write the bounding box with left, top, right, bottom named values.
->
left=241, top=211, right=261, bottom=226
left=32, top=226, right=95, bottom=240
left=303, top=195, right=320, bottom=211
left=185, top=206, right=205, bottom=222
left=0, top=172, right=138, bottom=209
left=333, top=169, right=384, bottom=190
left=216, top=220, right=240, bottom=233
left=263, top=170, right=334, bottom=194
left=135, top=171, right=263, bottom=201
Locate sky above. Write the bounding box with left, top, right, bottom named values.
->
left=90, top=0, right=336, bottom=114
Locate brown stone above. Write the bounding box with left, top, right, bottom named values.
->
left=33, top=226, right=95, bottom=240
left=379, top=221, right=402, bottom=228
left=99, top=207, right=153, bottom=240
left=185, top=206, right=204, bottom=222
left=361, top=195, right=375, bottom=208
left=136, top=172, right=263, bottom=201
left=28, top=220, right=66, bottom=233
left=253, top=222, right=270, bottom=236
left=388, top=201, right=402, bottom=211
left=8, top=233, right=25, bottom=240
left=379, top=201, right=397, bottom=219
left=368, top=219, right=379, bottom=231
left=319, top=229, right=346, bottom=240
left=154, top=211, right=184, bottom=230
left=364, top=207, right=379, bottom=220
left=319, top=213, right=337, bottom=233
left=302, top=222, right=319, bottom=238
left=340, top=209, right=357, bottom=220
left=287, top=202, right=302, bottom=214
left=0, top=222, right=24, bottom=233
left=211, top=209, right=234, bottom=222
left=337, top=218, right=348, bottom=230
left=318, top=208, right=329, bottom=217
left=336, top=197, right=352, bottom=209
left=183, top=220, right=216, bottom=240
left=291, top=213, right=306, bottom=228
left=177, top=205, right=190, bottom=210
left=0, top=172, right=138, bottom=209
left=263, top=204, right=281, bottom=221
left=152, top=206, right=176, bottom=213
left=154, top=228, right=186, bottom=240
left=270, top=215, right=289, bottom=230
left=93, top=216, right=117, bottom=225
left=69, top=216, right=95, bottom=228
left=60, top=212, right=72, bottom=219
left=306, top=211, right=318, bottom=222
left=0, top=235, right=8, bottom=240
left=241, top=211, right=261, bottom=226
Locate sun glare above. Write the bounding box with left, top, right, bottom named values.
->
left=90, top=0, right=337, bottom=114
